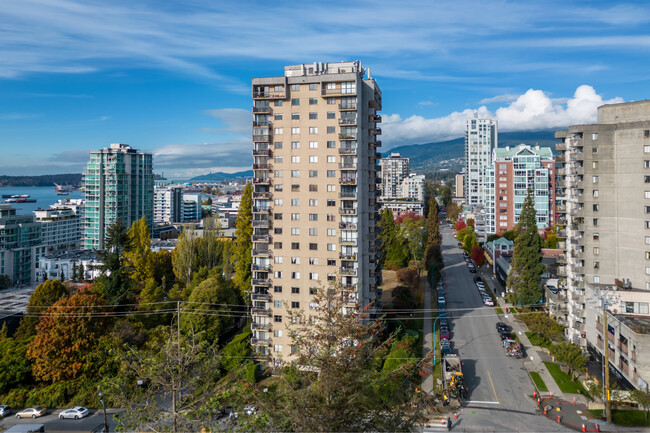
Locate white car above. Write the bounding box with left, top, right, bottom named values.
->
left=483, top=297, right=494, bottom=306
left=59, top=406, right=89, bottom=419
left=16, top=407, right=47, bottom=419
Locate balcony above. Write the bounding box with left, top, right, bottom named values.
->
left=340, top=267, right=358, bottom=276
left=339, top=162, right=357, bottom=170
left=370, top=140, right=382, bottom=147
left=253, top=149, right=271, bottom=157
left=252, top=263, right=270, bottom=270
left=370, top=114, right=382, bottom=123
left=339, top=147, right=357, bottom=155
left=339, top=102, right=357, bottom=111
left=252, top=234, right=270, bottom=242
left=339, top=118, right=357, bottom=125
left=339, top=252, right=357, bottom=260
left=253, top=163, right=271, bottom=170
left=619, top=361, right=629, bottom=375
left=322, top=87, right=356, bottom=97
left=619, top=341, right=628, bottom=355
left=252, top=207, right=271, bottom=214
left=252, top=292, right=272, bottom=301
left=251, top=307, right=272, bottom=316
left=251, top=322, right=271, bottom=330
left=253, top=106, right=272, bottom=114
left=252, top=220, right=270, bottom=228
left=252, top=248, right=271, bottom=256
left=253, top=177, right=271, bottom=185
left=339, top=177, right=357, bottom=185
left=339, top=134, right=357, bottom=140
left=339, top=208, right=358, bottom=215
left=253, top=191, right=271, bottom=199
left=253, top=135, right=272, bottom=143
left=556, top=142, right=566, bottom=151
left=251, top=337, right=272, bottom=345
left=339, top=222, right=357, bottom=230
left=370, top=128, right=382, bottom=135
left=253, top=121, right=271, bottom=127
left=340, top=238, right=358, bottom=245
left=253, top=91, right=286, bottom=99
left=339, top=191, right=357, bottom=199
left=252, top=278, right=271, bottom=286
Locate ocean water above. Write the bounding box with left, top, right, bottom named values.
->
left=0, top=186, right=84, bottom=215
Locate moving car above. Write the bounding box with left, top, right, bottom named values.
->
left=16, top=407, right=46, bottom=419
left=0, top=405, right=10, bottom=417
left=59, top=406, right=89, bottom=419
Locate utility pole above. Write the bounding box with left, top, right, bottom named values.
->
left=591, top=286, right=618, bottom=425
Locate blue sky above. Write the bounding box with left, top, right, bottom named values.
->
left=0, top=0, right=648, bottom=178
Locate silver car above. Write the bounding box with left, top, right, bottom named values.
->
left=59, top=406, right=89, bottom=419
left=16, top=407, right=47, bottom=418
left=0, top=405, right=10, bottom=417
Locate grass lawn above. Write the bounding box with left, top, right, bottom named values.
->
left=525, top=332, right=554, bottom=350
left=588, top=409, right=650, bottom=426
left=544, top=362, right=590, bottom=396
left=495, top=307, right=504, bottom=315
left=529, top=371, right=549, bottom=392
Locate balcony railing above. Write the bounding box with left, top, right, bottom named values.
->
left=252, top=263, right=270, bottom=270
left=339, top=222, right=357, bottom=230
left=339, top=163, right=357, bottom=170
left=252, top=207, right=271, bottom=214
left=251, top=337, right=272, bottom=345
left=340, top=267, right=358, bottom=276
left=340, top=238, right=358, bottom=245
left=252, top=220, right=270, bottom=228
left=253, top=149, right=271, bottom=156
left=339, top=252, right=357, bottom=260
left=339, top=118, right=357, bottom=125
left=339, top=177, right=357, bottom=185
left=253, top=177, right=271, bottom=184
left=339, top=208, right=357, bottom=215
left=252, top=234, right=270, bottom=242
left=339, top=134, right=357, bottom=140
left=252, top=249, right=271, bottom=256
left=370, top=128, right=382, bottom=135
left=253, top=135, right=272, bottom=143
left=322, top=88, right=356, bottom=97
left=252, top=278, right=271, bottom=286
left=251, top=322, right=271, bottom=330
left=339, top=147, right=357, bottom=155
left=253, top=121, right=271, bottom=127
left=339, top=103, right=357, bottom=110
left=339, top=192, right=357, bottom=199
left=251, top=307, right=272, bottom=316
left=253, top=106, right=272, bottom=114
left=253, top=163, right=271, bottom=170
left=254, top=91, right=286, bottom=99
left=252, top=191, right=271, bottom=199
left=252, top=292, right=272, bottom=301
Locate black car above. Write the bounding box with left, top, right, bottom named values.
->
left=473, top=276, right=482, bottom=284
left=496, top=322, right=510, bottom=333
left=439, top=318, right=449, bottom=328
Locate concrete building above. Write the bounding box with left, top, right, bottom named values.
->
left=34, top=208, right=81, bottom=253
left=0, top=204, right=42, bottom=287
left=556, top=100, right=650, bottom=349
left=83, top=143, right=153, bottom=250
left=250, top=61, right=382, bottom=359
left=378, top=153, right=409, bottom=199
left=38, top=249, right=102, bottom=282
left=401, top=173, right=425, bottom=202
left=379, top=199, right=425, bottom=217
left=455, top=173, right=465, bottom=199
left=154, top=185, right=183, bottom=223
left=182, top=193, right=202, bottom=222
left=51, top=198, right=85, bottom=218
left=484, top=144, right=555, bottom=236
left=465, top=117, right=497, bottom=208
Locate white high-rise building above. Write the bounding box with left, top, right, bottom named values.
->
left=401, top=173, right=425, bottom=202
left=378, top=153, right=409, bottom=199
left=465, top=117, right=497, bottom=208
left=154, top=185, right=183, bottom=223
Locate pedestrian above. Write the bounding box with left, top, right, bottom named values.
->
left=506, top=307, right=509, bottom=313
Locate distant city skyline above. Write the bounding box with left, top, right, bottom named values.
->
left=1, top=0, right=648, bottom=178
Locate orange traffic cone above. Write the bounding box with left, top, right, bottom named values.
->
left=595, top=423, right=600, bottom=432
left=537, top=397, right=541, bottom=405
left=582, top=424, right=586, bottom=432
left=533, top=390, right=537, bottom=398
left=544, top=406, right=547, bottom=414
left=557, top=415, right=561, bottom=423
left=454, top=412, right=458, bottom=419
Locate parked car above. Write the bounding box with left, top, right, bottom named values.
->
left=16, top=407, right=47, bottom=419
left=439, top=318, right=449, bottom=329
left=475, top=281, right=484, bottom=288
left=468, top=266, right=476, bottom=273
left=473, top=276, right=482, bottom=284
left=483, top=297, right=494, bottom=306
left=440, top=342, right=452, bottom=356
left=0, top=405, right=10, bottom=418
left=440, top=328, right=450, bottom=340
left=440, top=337, right=449, bottom=347
left=457, top=242, right=462, bottom=248
left=496, top=322, right=510, bottom=333
left=59, top=406, right=89, bottom=420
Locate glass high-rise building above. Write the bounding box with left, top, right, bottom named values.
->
left=83, top=143, right=153, bottom=250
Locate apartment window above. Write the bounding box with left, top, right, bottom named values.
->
left=646, top=236, right=650, bottom=245
left=274, top=170, right=283, bottom=177
left=593, top=261, right=599, bottom=269
left=291, top=227, right=300, bottom=235
left=593, top=218, right=599, bottom=226
left=309, top=97, right=318, bottom=105
left=645, top=161, right=650, bottom=169
left=309, top=83, right=318, bottom=91
left=646, top=252, right=650, bottom=260
left=274, top=213, right=283, bottom=220
left=309, top=228, right=318, bottom=236
left=327, top=184, right=336, bottom=192
left=274, top=256, right=283, bottom=264
left=646, top=221, right=650, bottom=229
left=341, top=81, right=355, bottom=94
left=593, top=232, right=599, bottom=240
left=593, top=276, right=600, bottom=283
left=274, top=100, right=283, bottom=107
left=291, top=213, right=300, bottom=221
left=274, top=315, right=282, bottom=323
left=291, top=286, right=300, bottom=294
left=274, top=113, right=283, bottom=120
left=292, top=141, right=300, bottom=149
left=309, top=184, right=318, bottom=192
left=291, top=271, right=300, bottom=279
left=274, top=198, right=283, bottom=206
left=327, top=97, right=336, bottom=104
left=291, top=170, right=300, bottom=177
left=309, top=257, right=318, bottom=265
left=274, top=128, right=283, bottom=134
left=274, top=85, right=282, bottom=92
left=291, top=257, right=300, bottom=264
left=327, top=243, right=336, bottom=251
left=593, top=161, right=598, bottom=169
left=327, top=199, right=336, bottom=206
left=593, top=247, right=599, bottom=255
left=274, top=329, right=283, bottom=338
left=309, top=213, right=318, bottom=221
left=273, top=300, right=282, bottom=308
left=309, top=243, right=318, bottom=250
left=274, top=227, right=282, bottom=234
left=309, top=155, right=318, bottom=163
left=274, top=285, right=282, bottom=293
left=291, top=98, right=300, bottom=106
left=592, top=147, right=598, bottom=154
left=274, top=241, right=282, bottom=249
left=309, top=199, right=318, bottom=206
left=309, top=112, right=318, bottom=120
left=309, top=127, right=318, bottom=134
left=646, top=267, right=650, bottom=275
left=326, top=82, right=336, bottom=90
left=291, top=155, right=300, bottom=163
left=645, top=145, right=650, bottom=153
left=291, top=302, right=300, bottom=309
left=593, top=190, right=599, bottom=198
left=327, top=170, right=336, bottom=177
left=309, top=273, right=318, bottom=280
left=327, top=259, right=336, bottom=266
left=291, top=112, right=300, bottom=120
left=274, top=141, right=283, bottom=149
left=327, top=112, right=335, bottom=119
left=645, top=130, right=650, bottom=138
left=291, top=84, right=300, bottom=91
left=327, top=214, right=336, bottom=222
left=274, top=345, right=282, bottom=353
left=327, top=140, right=336, bottom=148
left=291, top=184, right=300, bottom=192
left=645, top=176, right=650, bottom=183
left=309, top=141, right=318, bottom=148
left=646, top=206, right=650, bottom=214
left=327, top=228, right=336, bottom=236
left=646, top=191, right=650, bottom=199
left=327, top=126, right=336, bottom=133
left=593, top=204, right=599, bottom=211
left=327, top=155, right=336, bottom=163
left=592, top=176, right=599, bottom=183
left=592, top=133, right=598, bottom=140
left=309, top=287, right=318, bottom=295
left=274, top=156, right=283, bottom=164
left=291, top=127, right=300, bottom=135
left=327, top=274, right=336, bottom=281
left=274, top=271, right=282, bottom=278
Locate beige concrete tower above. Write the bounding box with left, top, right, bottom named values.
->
left=250, top=61, right=382, bottom=360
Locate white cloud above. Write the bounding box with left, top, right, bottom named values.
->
left=382, top=85, right=623, bottom=147
left=479, top=94, right=519, bottom=104
left=202, top=108, right=251, bottom=135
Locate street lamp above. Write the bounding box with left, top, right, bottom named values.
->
left=98, top=391, right=108, bottom=433
left=433, top=312, right=448, bottom=367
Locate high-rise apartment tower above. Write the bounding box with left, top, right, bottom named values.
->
left=465, top=117, right=498, bottom=208
left=378, top=152, right=409, bottom=199
left=83, top=143, right=153, bottom=250
left=250, top=61, right=382, bottom=359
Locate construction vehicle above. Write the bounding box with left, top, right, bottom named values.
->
left=442, top=354, right=466, bottom=403
left=503, top=338, right=523, bottom=358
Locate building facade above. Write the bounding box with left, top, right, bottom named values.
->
left=401, top=173, right=425, bottom=202
left=34, top=208, right=81, bottom=253
left=154, top=185, right=183, bottom=223
left=378, top=153, right=409, bottom=199
left=0, top=205, right=42, bottom=287
left=556, top=100, right=650, bottom=349
left=465, top=117, right=497, bottom=208
left=83, top=143, right=153, bottom=250
left=250, top=61, right=382, bottom=359
left=484, top=144, right=555, bottom=235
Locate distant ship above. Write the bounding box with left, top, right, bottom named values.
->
left=4, top=198, right=36, bottom=203
left=1, top=194, right=30, bottom=199
left=54, top=183, right=75, bottom=195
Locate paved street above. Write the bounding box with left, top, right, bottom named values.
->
left=0, top=409, right=119, bottom=432
left=438, top=223, right=571, bottom=432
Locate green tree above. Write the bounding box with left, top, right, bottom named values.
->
left=550, top=342, right=587, bottom=380
left=630, top=387, right=650, bottom=422
left=232, top=183, right=252, bottom=299
left=181, top=276, right=241, bottom=345
left=507, top=190, right=545, bottom=306
left=15, top=279, right=69, bottom=340
left=378, top=208, right=397, bottom=266
left=172, top=226, right=197, bottom=286
left=446, top=201, right=461, bottom=221
left=97, top=219, right=134, bottom=304
left=78, top=263, right=85, bottom=282
left=124, top=217, right=153, bottom=286
left=0, top=324, right=32, bottom=394
left=462, top=231, right=477, bottom=254
left=438, top=184, right=452, bottom=206
left=424, top=197, right=442, bottom=269
left=400, top=217, right=425, bottom=265
left=0, top=274, right=11, bottom=290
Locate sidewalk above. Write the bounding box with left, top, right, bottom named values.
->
left=422, top=274, right=434, bottom=395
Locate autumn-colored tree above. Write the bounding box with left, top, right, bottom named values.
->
left=470, top=244, right=486, bottom=267
left=27, top=290, right=111, bottom=382
left=446, top=201, right=461, bottom=221
left=124, top=217, right=153, bottom=286
left=394, top=211, right=422, bottom=225
left=15, top=279, right=69, bottom=341
left=466, top=217, right=475, bottom=228
left=454, top=219, right=466, bottom=231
